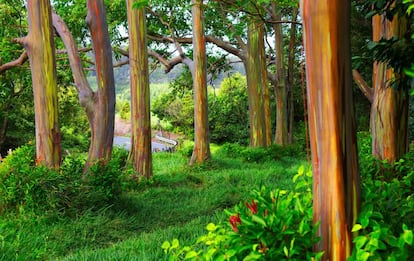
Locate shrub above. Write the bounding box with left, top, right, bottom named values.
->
left=162, top=166, right=323, bottom=260
left=350, top=149, right=414, bottom=259
left=0, top=144, right=128, bottom=216
left=208, top=73, right=250, bottom=145
left=350, top=180, right=414, bottom=259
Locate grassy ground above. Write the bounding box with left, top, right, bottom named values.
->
left=0, top=145, right=307, bottom=261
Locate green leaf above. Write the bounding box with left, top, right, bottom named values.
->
left=352, top=224, right=363, bottom=232
left=402, top=225, right=413, bottom=245
left=171, top=238, right=179, bottom=249
left=243, top=251, right=263, bottom=260
left=283, top=246, right=289, bottom=257
left=206, top=223, right=217, bottom=231
left=161, top=241, right=170, bottom=251
left=357, top=251, right=370, bottom=261
left=251, top=215, right=267, bottom=227
left=185, top=251, right=198, bottom=259
left=354, top=235, right=368, bottom=249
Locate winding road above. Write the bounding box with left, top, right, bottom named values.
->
left=113, top=136, right=174, bottom=152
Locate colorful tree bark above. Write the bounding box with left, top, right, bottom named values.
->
left=301, top=1, right=361, bottom=259
left=190, top=0, right=211, bottom=164
left=352, top=8, right=409, bottom=162
left=127, top=0, right=153, bottom=178
left=370, top=12, right=409, bottom=162
left=85, top=0, right=116, bottom=168
left=259, top=25, right=272, bottom=147
left=272, top=3, right=288, bottom=146
left=15, top=0, right=61, bottom=168
left=246, top=18, right=266, bottom=148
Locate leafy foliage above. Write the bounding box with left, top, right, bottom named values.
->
left=162, top=166, right=323, bottom=260
left=0, top=144, right=128, bottom=216
left=209, top=73, right=250, bottom=145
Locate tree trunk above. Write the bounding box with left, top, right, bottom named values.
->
left=272, top=3, right=288, bottom=146
left=85, top=0, right=116, bottom=168
left=259, top=25, right=272, bottom=147
left=15, top=0, right=61, bottom=168
left=370, top=13, right=409, bottom=162
left=190, top=0, right=211, bottom=164
left=287, top=7, right=298, bottom=144
left=127, top=0, right=153, bottom=178
left=301, top=1, right=360, bottom=260
left=246, top=18, right=266, bottom=148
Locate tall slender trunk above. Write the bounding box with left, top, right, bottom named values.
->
left=246, top=18, right=266, bottom=147
left=301, top=1, right=360, bottom=260
left=272, top=3, right=288, bottom=146
left=259, top=25, right=272, bottom=146
left=85, top=0, right=116, bottom=168
left=15, top=0, right=61, bottom=168
left=127, top=0, right=152, bottom=177
left=190, top=0, right=210, bottom=164
left=287, top=7, right=298, bottom=144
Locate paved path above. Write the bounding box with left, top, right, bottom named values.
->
left=113, top=136, right=171, bottom=152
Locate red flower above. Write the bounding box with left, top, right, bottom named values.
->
left=229, top=213, right=242, bottom=232
left=246, top=199, right=258, bottom=214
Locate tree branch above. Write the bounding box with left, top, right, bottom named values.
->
left=0, top=51, right=28, bottom=73
left=352, top=69, right=373, bottom=103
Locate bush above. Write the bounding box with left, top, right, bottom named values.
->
left=208, top=73, right=250, bottom=145
left=0, top=144, right=128, bottom=216
left=162, top=166, right=323, bottom=260
left=350, top=177, right=414, bottom=259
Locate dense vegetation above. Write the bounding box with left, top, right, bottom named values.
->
left=1, top=0, right=414, bottom=260
left=0, top=134, right=413, bottom=260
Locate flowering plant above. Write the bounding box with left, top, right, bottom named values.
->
left=162, top=166, right=323, bottom=260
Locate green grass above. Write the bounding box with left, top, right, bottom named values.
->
left=0, top=145, right=307, bottom=261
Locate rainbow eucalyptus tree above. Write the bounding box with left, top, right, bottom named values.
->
left=190, top=0, right=211, bottom=164
left=85, top=0, right=116, bottom=168
left=15, top=0, right=61, bottom=168
left=352, top=2, right=409, bottom=162
left=301, top=0, right=361, bottom=259
left=126, top=0, right=153, bottom=177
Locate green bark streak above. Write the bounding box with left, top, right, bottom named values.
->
left=127, top=0, right=152, bottom=178
left=25, top=0, right=61, bottom=168
left=190, top=0, right=211, bottom=165
left=302, top=1, right=360, bottom=260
